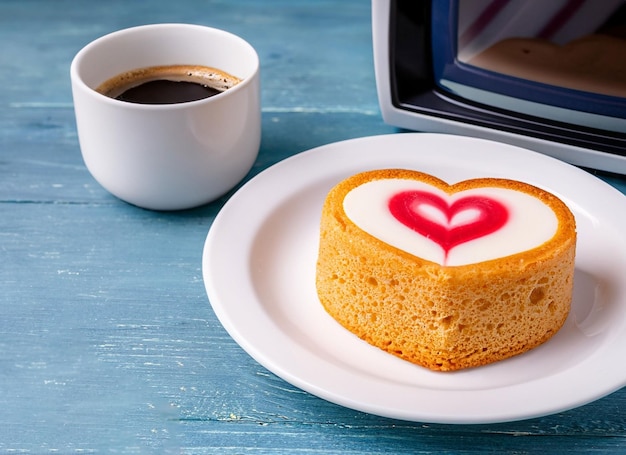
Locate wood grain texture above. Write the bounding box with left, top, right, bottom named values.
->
left=1, top=0, right=625, bottom=453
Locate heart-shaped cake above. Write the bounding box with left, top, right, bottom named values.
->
left=316, top=169, right=576, bottom=371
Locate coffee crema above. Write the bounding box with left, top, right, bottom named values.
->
left=96, top=65, right=241, bottom=104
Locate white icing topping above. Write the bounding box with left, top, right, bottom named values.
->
left=343, top=179, right=558, bottom=266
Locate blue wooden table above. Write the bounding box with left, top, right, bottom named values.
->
left=1, top=1, right=625, bottom=453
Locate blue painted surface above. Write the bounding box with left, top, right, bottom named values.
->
left=1, top=0, right=625, bottom=453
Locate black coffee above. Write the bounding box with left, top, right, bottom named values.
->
left=96, top=65, right=240, bottom=105
left=116, top=79, right=221, bottom=104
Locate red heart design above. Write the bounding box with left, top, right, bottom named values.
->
left=388, top=190, right=509, bottom=257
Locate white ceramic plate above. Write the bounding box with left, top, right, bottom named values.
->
left=203, top=133, right=626, bottom=424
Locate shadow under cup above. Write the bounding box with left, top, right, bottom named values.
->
left=70, top=24, right=261, bottom=211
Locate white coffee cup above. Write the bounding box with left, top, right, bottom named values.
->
left=70, top=24, right=261, bottom=210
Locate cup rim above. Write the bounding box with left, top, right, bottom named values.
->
left=70, top=23, right=260, bottom=110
